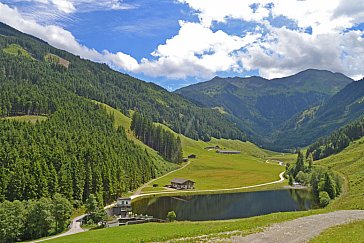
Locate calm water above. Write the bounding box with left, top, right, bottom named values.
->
left=132, top=189, right=313, bottom=221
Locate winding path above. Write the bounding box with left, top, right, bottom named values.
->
left=231, top=210, right=364, bottom=243
left=131, top=171, right=285, bottom=200
left=131, top=159, right=286, bottom=200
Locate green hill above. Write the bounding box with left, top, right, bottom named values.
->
left=0, top=22, right=245, bottom=142
left=176, top=70, right=353, bottom=150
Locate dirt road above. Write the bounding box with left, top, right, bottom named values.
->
left=231, top=210, right=364, bottom=243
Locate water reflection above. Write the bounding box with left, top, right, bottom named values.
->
left=132, top=189, right=313, bottom=221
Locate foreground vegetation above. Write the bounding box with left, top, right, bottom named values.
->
left=0, top=194, right=72, bottom=242
left=50, top=210, right=324, bottom=243
left=310, top=220, right=364, bottom=243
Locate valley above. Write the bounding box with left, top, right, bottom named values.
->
left=0, top=21, right=364, bottom=243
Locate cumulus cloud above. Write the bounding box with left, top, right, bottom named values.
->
left=0, top=3, right=138, bottom=71
left=1, top=0, right=364, bottom=82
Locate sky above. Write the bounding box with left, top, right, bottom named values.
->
left=0, top=0, right=363, bottom=90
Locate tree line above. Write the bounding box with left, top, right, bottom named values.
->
left=307, top=116, right=364, bottom=160
left=0, top=194, right=72, bottom=242
left=285, top=151, right=342, bottom=207
left=131, top=112, right=183, bottom=163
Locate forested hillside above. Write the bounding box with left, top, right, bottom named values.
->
left=175, top=70, right=353, bottom=149
left=307, top=115, right=364, bottom=160
left=275, top=78, right=364, bottom=150
left=0, top=22, right=245, bottom=142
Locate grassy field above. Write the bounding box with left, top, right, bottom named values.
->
left=140, top=135, right=285, bottom=193
left=50, top=210, right=324, bottom=243
left=2, top=115, right=47, bottom=123
left=3, top=44, right=33, bottom=59
left=310, top=220, right=364, bottom=243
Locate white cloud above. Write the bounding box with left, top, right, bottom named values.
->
left=134, top=21, right=261, bottom=79
left=2, top=0, right=364, bottom=82
left=0, top=3, right=138, bottom=71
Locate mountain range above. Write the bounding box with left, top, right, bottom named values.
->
left=176, top=70, right=363, bottom=150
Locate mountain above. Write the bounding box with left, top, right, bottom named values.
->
left=275, top=78, right=364, bottom=149
left=0, top=22, right=245, bottom=142
left=176, top=70, right=354, bottom=150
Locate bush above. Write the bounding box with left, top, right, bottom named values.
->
left=166, top=211, right=176, bottom=222
left=319, top=191, right=331, bottom=207
left=295, top=171, right=310, bottom=185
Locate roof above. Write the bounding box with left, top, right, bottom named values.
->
left=217, top=150, right=241, bottom=153
left=117, top=197, right=131, bottom=200
left=171, top=178, right=195, bottom=184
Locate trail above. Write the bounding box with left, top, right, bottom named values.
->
left=131, top=171, right=285, bottom=200
left=131, top=159, right=286, bottom=200
left=231, top=210, right=364, bottom=243
left=132, top=161, right=191, bottom=197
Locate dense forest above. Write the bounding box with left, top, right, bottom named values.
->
left=0, top=22, right=246, bottom=142
left=307, top=115, right=364, bottom=160
left=0, top=53, right=161, bottom=205
left=131, top=112, right=183, bottom=163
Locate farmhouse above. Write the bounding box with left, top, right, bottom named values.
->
left=107, top=197, right=132, bottom=217
left=171, top=178, right=195, bottom=189
left=216, top=150, right=241, bottom=154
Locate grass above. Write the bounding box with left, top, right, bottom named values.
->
left=44, top=53, right=70, bottom=69
left=3, top=44, right=33, bottom=59
left=50, top=210, right=325, bottom=243
left=140, top=136, right=285, bottom=193
left=310, top=220, right=364, bottom=243
left=96, top=102, right=178, bottom=177
left=2, top=115, right=47, bottom=123
left=316, top=137, right=364, bottom=210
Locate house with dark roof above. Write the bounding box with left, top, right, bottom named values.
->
left=171, top=178, right=195, bottom=189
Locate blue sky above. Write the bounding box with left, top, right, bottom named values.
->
left=0, top=0, right=363, bottom=90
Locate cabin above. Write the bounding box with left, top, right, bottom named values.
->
left=216, top=150, right=241, bottom=154
left=116, top=197, right=132, bottom=210
left=170, top=178, right=195, bottom=190
left=107, top=197, right=132, bottom=217
left=188, top=154, right=197, bottom=159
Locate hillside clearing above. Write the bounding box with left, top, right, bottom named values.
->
left=2, top=115, right=47, bottom=123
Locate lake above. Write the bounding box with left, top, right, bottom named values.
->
left=132, top=189, right=314, bottom=221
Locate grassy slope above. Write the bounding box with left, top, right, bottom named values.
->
left=140, top=126, right=286, bottom=193
left=97, top=102, right=178, bottom=176
left=310, top=220, right=364, bottom=243
left=317, top=137, right=364, bottom=210
left=2, top=115, right=47, bottom=123
left=3, top=44, right=33, bottom=59
left=308, top=137, right=364, bottom=241
left=50, top=210, right=323, bottom=243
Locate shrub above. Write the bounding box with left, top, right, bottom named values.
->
left=319, top=191, right=331, bottom=207
left=167, top=211, right=176, bottom=222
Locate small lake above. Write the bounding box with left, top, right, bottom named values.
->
left=132, top=189, right=314, bottom=221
